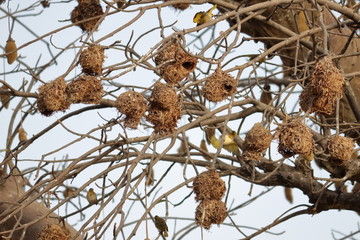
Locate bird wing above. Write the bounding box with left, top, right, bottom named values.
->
left=193, top=11, right=204, bottom=23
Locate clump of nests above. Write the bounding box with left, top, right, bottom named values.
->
left=327, top=135, right=355, bottom=164
left=154, top=40, right=197, bottom=84
left=193, top=170, right=226, bottom=201
left=146, top=83, right=183, bottom=134
left=203, top=68, right=237, bottom=102
left=71, top=0, right=104, bottom=32
left=275, top=117, right=314, bottom=158
left=37, top=77, right=70, bottom=116
left=163, top=0, right=189, bottom=10
left=243, top=123, right=272, bottom=160
left=79, top=45, right=105, bottom=75
left=299, top=56, right=345, bottom=115
left=193, top=170, right=227, bottom=229
left=66, top=75, right=103, bottom=104
left=37, top=224, right=71, bottom=240
left=116, top=90, right=147, bottom=129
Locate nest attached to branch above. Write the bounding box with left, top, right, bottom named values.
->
left=65, top=75, right=103, bottom=104
left=146, top=86, right=183, bottom=134
left=37, top=77, right=70, bottom=116
left=37, top=224, right=71, bottom=240
left=195, top=199, right=227, bottom=229
left=203, top=68, right=237, bottom=102
left=243, top=123, right=272, bottom=160
left=155, top=40, right=197, bottom=84
left=71, top=1, right=104, bottom=32
left=276, top=117, right=314, bottom=158
left=327, top=135, right=355, bottom=164
left=193, top=170, right=226, bottom=202
left=116, top=90, right=147, bottom=129
left=79, top=45, right=105, bottom=75
left=149, top=83, right=177, bottom=109
left=299, top=56, right=345, bottom=115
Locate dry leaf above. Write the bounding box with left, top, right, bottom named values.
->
left=284, top=187, right=293, bottom=204
left=200, top=139, right=212, bottom=161
left=5, top=38, right=17, bottom=64
left=0, top=85, right=10, bottom=109
left=18, top=127, right=27, bottom=142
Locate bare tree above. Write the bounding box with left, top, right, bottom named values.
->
left=1, top=0, right=360, bottom=239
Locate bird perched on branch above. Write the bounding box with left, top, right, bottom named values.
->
left=193, top=4, right=217, bottom=27
left=154, top=215, right=168, bottom=237
left=86, top=188, right=98, bottom=204
left=205, top=127, right=240, bottom=156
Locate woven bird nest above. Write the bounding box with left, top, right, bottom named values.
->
left=65, top=75, right=103, bottom=104
left=71, top=1, right=104, bottom=32
left=276, top=117, right=314, bottom=158
left=195, top=200, right=227, bottom=229
left=299, top=56, right=345, bottom=115
left=203, top=68, right=237, bottom=102
left=37, top=224, right=71, bottom=240
left=243, top=123, right=272, bottom=160
left=327, top=135, right=354, bottom=164
left=146, top=92, right=183, bottom=134
left=163, top=0, right=189, bottom=10
left=193, top=170, right=226, bottom=202
left=37, top=77, right=70, bottom=116
left=149, top=83, right=177, bottom=109
left=116, top=90, right=147, bottom=129
left=79, top=45, right=105, bottom=75
left=155, top=40, right=197, bottom=84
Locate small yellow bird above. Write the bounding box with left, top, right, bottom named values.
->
left=193, top=4, right=217, bottom=27
left=86, top=188, right=98, bottom=204
left=210, top=131, right=240, bottom=156
left=154, top=215, right=168, bottom=237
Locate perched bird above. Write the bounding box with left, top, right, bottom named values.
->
left=260, top=84, right=273, bottom=106
left=86, top=188, right=98, bottom=204
left=63, top=187, right=76, bottom=199
left=193, top=4, right=217, bottom=27
left=154, top=215, right=168, bottom=237
left=207, top=129, right=240, bottom=156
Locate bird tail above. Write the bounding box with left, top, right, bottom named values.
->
left=208, top=4, right=217, bottom=13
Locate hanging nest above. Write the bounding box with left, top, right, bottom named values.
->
left=146, top=93, right=183, bottom=134
left=79, top=45, right=105, bottom=75
left=299, top=56, right=345, bottom=115
left=149, top=83, right=177, bottom=109
left=275, top=117, right=314, bottom=158
left=37, top=224, right=71, bottom=240
left=70, top=1, right=104, bottom=32
left=116, top=90, right=147, bottom=129
left=193, top=170, right=226, bottom=201
left=154, top=40, right=197, bottom=84
left=37, top=77, right=70, bottom=116
left=327, top=135, right=354, bottom=164
left=195, top=199, right=227, bottom=229
left=244, top=123, right=272, bottom=153
left=163, top=0, right=189, bottom=10
left=65, top=75, right=103, bottom=104
left=203, top=68, right=237, bottom=102
left=243, top=123, right=272, bottom=160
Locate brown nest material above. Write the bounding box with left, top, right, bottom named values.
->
left=37, top=77, right=70, bottom=116
left=195, top=200, right=227, bottom=229
left=203, top=68, right=237, bottom=102
left=327, top=135, right=354, bottom=164
left=116, top=90, right=147, bottom=129
left=149, top=83, right=177, bottom=109
left=276, top=117, right=314, bottom=158
left=79, top=45, right=105, bottom=75
left=65, top=75, right=103, bottom=104
left=244, top=123, right=272, bottom=153
left=146, top=93, right=183, bottom=134
left=71, top=1, right=104, bottom=32
left=163, top=0, right=189, bottom=10
left=37, top=224, right=71, bottom=240
left=154, top=40, right=197, bottom=84
left=299, top=56, right=345, bottom=115
left=78, top=0, right=99, bottom=4
left=193, top=170, right=226, bottom=201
